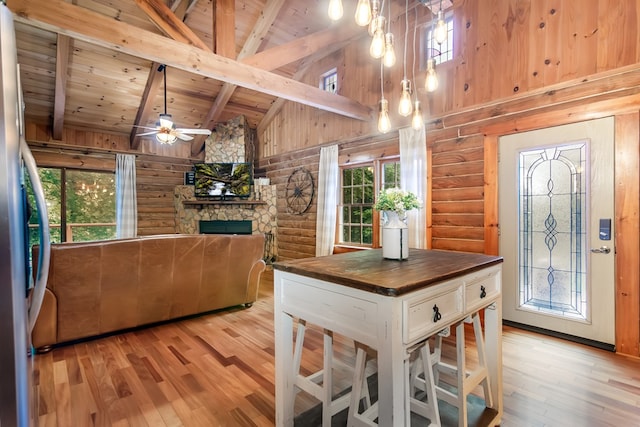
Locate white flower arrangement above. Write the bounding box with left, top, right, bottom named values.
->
left=373, top=188, right=422, bottom=216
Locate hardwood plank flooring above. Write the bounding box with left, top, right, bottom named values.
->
left=34, top=269, right=640, bottom=426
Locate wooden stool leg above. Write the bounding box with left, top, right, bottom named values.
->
left=455, top=321, right=468, bottom=427
left=348, top=343, right=368, bottom=426
left=293, top=319, right=306, bottom=382
left=322, top=330, right=334, bottom=427
left=472, top=314, right=493, bottom=408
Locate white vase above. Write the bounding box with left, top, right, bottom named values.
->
left=381, top=210, right=409, bottom=260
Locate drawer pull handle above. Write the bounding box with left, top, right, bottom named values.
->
left=433, top=304, right=442, bottom=322
left=480, top=285, right=487, bottom=298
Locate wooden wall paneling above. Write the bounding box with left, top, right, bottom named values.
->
left=614, top=111, right=640, bottom=357
left=596, top=0, right=640, bottom=71
left=429, top=133, right=485, bottom=253
left=500, top=0, right=530, bottom=99
left=483, top=135, right=498, bottom=256
left=559, top=0, right=598, bottom=81
left=526, top=0, right=547, bottom=91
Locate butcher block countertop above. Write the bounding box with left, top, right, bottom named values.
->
left=273, top=248, right=503, bottom=297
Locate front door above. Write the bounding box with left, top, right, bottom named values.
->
left=498, top=117, right=615, bottom=347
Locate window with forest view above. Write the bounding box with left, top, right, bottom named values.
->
left=339, top=159, right=401, bottom=247
left=26, top=168, right=116, bottom=249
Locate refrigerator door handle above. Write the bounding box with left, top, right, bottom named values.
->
left=20, top=138, right=50, bottom=334
left=18, top=63, right=51, bottom=333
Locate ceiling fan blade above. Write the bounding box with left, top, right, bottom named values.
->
left=175, top=128, right=212, bottom=135
left=133, top=125, right=159, bottom=130
left=174, top=132, right=194, bottom=141
left=137, top=130, right=160, bottom=136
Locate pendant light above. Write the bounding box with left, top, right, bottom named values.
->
left=355, top=0, right=372, bottom=26
left=411, top=100, right=423, bottom=130
left=378, top=62, right=391, bottom=133
left=425, top=12, right=439, bottom=92
left=411, top=7, right=423, bottom=129
left=370, top=24, right=386, bottom=58
left=328, top=0, right=343, bottom=21
left=382, top=0, right=395, bottom=67
left=425, top=58, right=438, bottom=92
left=434, top=2, right=447, bottom=44
left=397, top=0, right=412, bottom=116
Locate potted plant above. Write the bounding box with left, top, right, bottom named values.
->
left=373, top=188, right=422, bottom=260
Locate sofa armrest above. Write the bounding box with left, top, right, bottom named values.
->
left=32, top=288, right=57, bottom=351
left=245, top=259, right=267, bottom=304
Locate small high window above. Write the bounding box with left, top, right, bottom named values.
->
left=424, top=10, right=454, bottom=66
left=320, top=69, right=338, bottom=94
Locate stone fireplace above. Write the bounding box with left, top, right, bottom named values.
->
left=174, top=115, right=277, bottom=261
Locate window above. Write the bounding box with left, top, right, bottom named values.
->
left=320, top=68, right=338, bottom=94
left=26, top=167, right=116, bottom=247
left=424, top=11, right=454, bottom=66
left=338, top=158, right=401, bottom=247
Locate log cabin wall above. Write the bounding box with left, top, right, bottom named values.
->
left=256, top=0, right=640, bottom=356
left=25, top=123, right=199, bottom=236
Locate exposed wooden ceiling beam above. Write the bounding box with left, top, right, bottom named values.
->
left=133, top=0, right=209, bottom=50
left=242, top=22, right=363, bottom=71
left=9, top=0, right=373, bottom=141
left=52, top=34, right=70, bottom=141
left=191, top=0, right=287, bottom=155
left=130, top=63, right=164, bottom=149
left=213, top=0, right=235, bottom=58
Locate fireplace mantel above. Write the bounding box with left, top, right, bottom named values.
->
left=182, top=200, right=267, bottom=209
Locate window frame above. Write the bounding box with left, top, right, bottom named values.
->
left=320, top=68, right=339, bottom=94
left=336, top=155, right=401, bottom=249
left=27, top=166, right=116, bottom=244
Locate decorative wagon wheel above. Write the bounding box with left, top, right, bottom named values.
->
left=285, top=168, right=314, bottom=214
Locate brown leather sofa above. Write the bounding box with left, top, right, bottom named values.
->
left=32, top=233, right=266, bottom=350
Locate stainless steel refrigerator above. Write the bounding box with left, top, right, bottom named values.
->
left=0, top=2, right=50, bottom=426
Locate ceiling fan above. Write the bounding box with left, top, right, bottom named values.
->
left=135, top=64, right=212, bottom=144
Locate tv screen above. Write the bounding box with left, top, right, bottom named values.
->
left=193, top=163, right=252, bottom=198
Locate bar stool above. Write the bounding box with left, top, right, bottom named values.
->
left=292, top=319, right=356, bottom=427
left=347, top=338, right=441, bottom=427
left=412, top=312, right=493, bottom=427
left=348, top=310, right=493, bottom=427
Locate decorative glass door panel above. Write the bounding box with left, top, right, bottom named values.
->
left=518, top=143, right=587, bottom=321
left=499, top=118, right=615, bottom=346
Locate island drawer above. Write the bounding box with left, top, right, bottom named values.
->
left=465, top=266, right=501, bottom=312
left=403, top=280, right=464, bottom=345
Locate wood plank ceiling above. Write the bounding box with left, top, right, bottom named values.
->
left=10, top=0, right=373, bottom=155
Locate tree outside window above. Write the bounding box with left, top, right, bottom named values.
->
left=338, top=158, right=401, bottom=247
left=26, top=167, right=116, bottom=249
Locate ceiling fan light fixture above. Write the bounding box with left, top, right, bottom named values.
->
left=156, top=132, right=177, bottom=145
left=158, top=113, right=174, bottom=130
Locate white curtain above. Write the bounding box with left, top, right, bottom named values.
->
left=116, top=153, right=137, bottom=238
left=399, top=126, right=427, bottom=249
left=315, top=145, right=339, bottom=256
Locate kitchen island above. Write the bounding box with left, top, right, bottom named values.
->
left=274, top=248, right=503, bottom=426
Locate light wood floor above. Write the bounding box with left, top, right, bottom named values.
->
left=34, top=269, right=640, bottom=426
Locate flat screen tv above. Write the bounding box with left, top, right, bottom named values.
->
left=193, top=162, right=252, bottom=199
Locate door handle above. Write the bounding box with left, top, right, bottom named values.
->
left=590, top=246, right=611, bottom=254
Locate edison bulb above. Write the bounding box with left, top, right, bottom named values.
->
left=383, top=33, right=396, bottom=67
left=378, top=98, right=391, bottom=133
left=425, top=58, right=438, bottom=92
left=355, top=0, right=372, bottom=26
left=398, top=80, right=413, bottom=117
left=370, top=28, right=385, bottom=59
left=328, top=0, right=343, bottom=21
left=411, top=100, right=424, bottom=130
